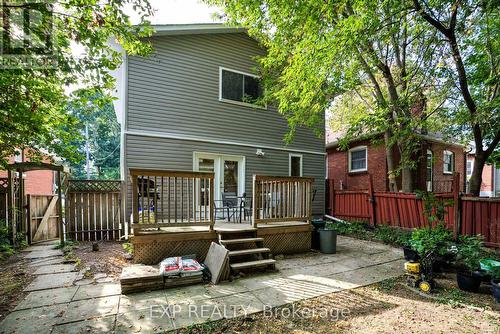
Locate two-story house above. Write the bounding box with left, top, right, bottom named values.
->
left=111, top=24, right=325, bottom=218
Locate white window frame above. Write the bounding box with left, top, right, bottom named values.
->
left=348, top=146, right=368, bottom=173
left=426, top=149, right=433, bottom=192
left=218, top=66, right=266, bottom=109
left=466, top=159, right=474, bottom=177
left=289, top=153, right=303, bottom=177
left=443, top=150, right=455, bottom=174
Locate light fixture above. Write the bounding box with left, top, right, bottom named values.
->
left=256, top=149, right=265, bottom=157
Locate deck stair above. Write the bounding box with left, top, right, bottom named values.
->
left=216, top=227, right=276, bottom=275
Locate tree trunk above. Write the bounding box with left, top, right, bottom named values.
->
left=384, top=130, right=398, bottom=192
left=401, top=166, right=413, bottom=193
left=469, top=154, right=485, bottom=196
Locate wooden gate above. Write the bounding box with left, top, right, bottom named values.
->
left=65, top=180, right=124, bottom=241
left=27, top=195, right=60, bottom=242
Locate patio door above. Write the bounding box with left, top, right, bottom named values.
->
left=193, top=152, right=245, bottom=203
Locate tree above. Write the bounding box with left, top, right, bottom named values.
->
left=0, top=0, right=153, bottom=167
left=411, top=0, right=499, bottom=195
left=68, top=92, right=120, bottom=179
left=208, top=0, right=453, bottom=192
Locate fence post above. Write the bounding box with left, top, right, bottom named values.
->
left=57, top=170, right=64, bottom=246
left=453, top=172, right=461, bottom=240
left=368, top=175, right=376, bottom=226
left=329, top=178, right=335, bottom=216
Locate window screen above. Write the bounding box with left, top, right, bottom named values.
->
left=221, top=69, right=263, bottom=104
left=350, top=148, right=367, bottom=171
left=443, top=151, right=454, bottom=173
left=290, top=156, right=302, bottom=177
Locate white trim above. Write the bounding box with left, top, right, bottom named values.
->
left=466, top=159, right=474, bottom=178
left=192, top=151, right=246, bottom=200
left=348, top=146, right=368, bottom=173
left=426, top=149, right=433, bottom=192
left=125, top=130, right=326, bottom=156
left=219, top=66, right=267, bottom=110
left=443, top=150, right=454, bottom=174
left=289, top=153, right=303, bottom=177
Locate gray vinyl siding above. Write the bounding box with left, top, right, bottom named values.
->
left=126, top=33, right=324, bottom=152
left=125, top=134, right=325, bottom=217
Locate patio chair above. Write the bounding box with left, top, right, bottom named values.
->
left=222, top=192, right=238, bottom=222
left=239, top=192, right=252, bottom=223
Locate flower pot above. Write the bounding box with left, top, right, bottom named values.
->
left=456, top=270, right=482, bottom=293
left=491, top=279, right=500, bottom=303
left=319, top=229, right=337, bottom=254
left=403, top=247, right=420, bottom=262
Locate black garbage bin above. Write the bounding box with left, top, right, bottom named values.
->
left=311, top=219, right=326, bottom=250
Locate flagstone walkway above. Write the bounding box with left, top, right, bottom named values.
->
left=0, top=237, right=404, bottom=333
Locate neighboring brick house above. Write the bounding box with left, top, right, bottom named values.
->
left=0, top=150, right=55, bottom=195
left=326, top=134, right=466, bottom=193
left=466, top=153, right=500, bottom=197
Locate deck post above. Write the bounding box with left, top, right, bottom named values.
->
left=209, top=176, right=214, bottom=231
left=252, top=175, right=257, bottom=228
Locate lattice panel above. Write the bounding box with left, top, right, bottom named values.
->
left=0, top=178, right=8, bottom=190
left=68, top=180, right=122, bottom=192
left=263, top=232, right=311, bottom=255
left=133, top=238, right=216, bottom=265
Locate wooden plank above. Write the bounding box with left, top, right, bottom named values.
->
left=130, top=168, right=214, bottom=179
left=33, top=196, right=58, bottom=241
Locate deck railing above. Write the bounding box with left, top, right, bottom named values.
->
left=129, top=169, right=215, bottom=232
left=252, top=175, right=314, bottom=226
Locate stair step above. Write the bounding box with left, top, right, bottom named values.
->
left=228, top=248, right=271, bottom=257
left=216, top=227, right=257, bottom=233
left=219, top=237, right=263, bottom=245
left=230, top=259, right=276, bottom=270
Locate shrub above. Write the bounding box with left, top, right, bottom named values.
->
left=408, top=223, right=454, bottom=257
left=455, top=235, right=483, bottom=271
left=0, top=225, right=14, bottom=260
left=374, top=225, right=412, bottom=247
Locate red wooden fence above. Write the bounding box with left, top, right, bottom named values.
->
left=327, top=174, right=500, bottom=247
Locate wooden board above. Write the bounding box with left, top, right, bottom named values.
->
left=204, top=242, right=229, bottom=284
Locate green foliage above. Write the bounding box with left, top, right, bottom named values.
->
left=326, top=220, right=368, bottom=237
left=374, top=225, right=412, bottom=247
left=67, top=92, right=120, bottom=179
left=416, top=191, right=453, bottom=225
left=0, top=225, right=14, bottom=260
left=123, top=242, right=134, bottom=255
left=408, top=223, right=454, bottom=257
left=455, top=235, right=484, bottom=271
left=1, top=0, right=153, bottom=166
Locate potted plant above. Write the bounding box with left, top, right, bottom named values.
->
left=408, top=223, right=454, bottom=261
left=455, top=235, right=484, bottom=293
left=319, top=223, right=338, bottom=254
left=490, top=266, right=500, bottom=303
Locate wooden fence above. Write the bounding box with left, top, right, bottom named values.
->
left=326, top=174, right=500, bottom=247
left=252, top=175, right=314, bottom=226
left=129, top=169, right=215, bottom=234
left=65, top=180, right=124, bottom=241
left=0, top=178, right=7, bottom=225
left=27, top=194, right=60, bottom=243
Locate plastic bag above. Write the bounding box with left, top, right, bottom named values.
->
left=479, top=259, right=500, bottom=272
left=181, top=258, right=203, bottom=273
left=159, top=257, right=181, bottom=276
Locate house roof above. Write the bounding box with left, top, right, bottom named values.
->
left=326, top=132, right=465, bottom=150
left=150, top=23, right=245, bottom=36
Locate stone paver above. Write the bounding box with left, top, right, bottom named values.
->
left=33, top=263, right=76, bottom=275
left=14, top=286, right=78, bottom=310
left=58, top=295, right=120, bottom=324
left=24, top=271, right=79, bottom=291
left=24, top=249, right=63, bottom=259
left=52, top=315, right=116, bottom=334
left=1, top=235, right=405, bottom=333
left=72, top=283, right=122, bottom=301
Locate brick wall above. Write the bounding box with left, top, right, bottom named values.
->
left=327, top=139, right=388, bottom=191
left=0, top=151, right=55, bottom=195
left=327, top=138, right=465, bottom=192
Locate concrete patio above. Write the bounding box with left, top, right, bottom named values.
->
left=0, top=237, right=404, bottom=333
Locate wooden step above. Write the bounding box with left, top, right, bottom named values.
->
left=230, top=259, right=276, bottom=271
left=228, top=248, right=271, bottom=257
left=219, top=237, right=263, bottom=245
left=215, top=227, right=257, bottom=233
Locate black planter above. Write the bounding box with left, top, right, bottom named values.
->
left=403, top=247, right=420, bottom=262
left=456, top=270, right=482, bottom=293
left=492, top=278, right=500, bottom=303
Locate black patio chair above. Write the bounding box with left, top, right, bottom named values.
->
left=222, top=192, right=238, bottom=222
left=239, top=192, right=252, bottom=223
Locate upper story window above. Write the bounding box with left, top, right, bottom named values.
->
left=219, top=67, right=264, bottom=107
left=14, top=150, right=23, bottom=163
left=348, top=146, right=367, bottom=172
left=443, top=150, right=455, bottom=174
left=466, top=160, right=473, bottom=177
left=289, top=154, right=303, bottom=177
